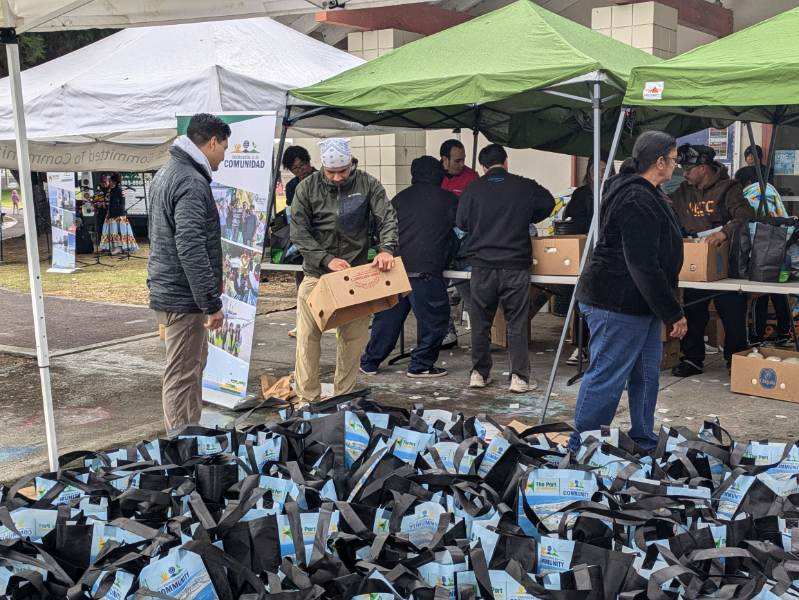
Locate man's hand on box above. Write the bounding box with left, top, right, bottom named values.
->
left=372, top=251, right=395, bottom=272
left=704, top=231, right=727, bottom=248
left=327, top=258, right=351, bottom=272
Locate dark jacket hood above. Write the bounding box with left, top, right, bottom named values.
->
left=411, top=156, right=445, bottom=186
left=700, top=163, right=731, bottom=190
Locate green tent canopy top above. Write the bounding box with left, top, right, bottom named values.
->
left=290, top=0, right=675, bottom=155
left=624, top=7, right=799, bottom=125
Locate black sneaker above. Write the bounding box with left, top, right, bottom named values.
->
left=671, top=360, right=703, bottom=377
left=359, top=365, right=378, bottom=376
left=406, top=367, right=448, bottom=378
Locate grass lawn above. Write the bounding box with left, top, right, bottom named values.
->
left=0, top=235, right=150, bottom=305
left=0, top=189, right=13, bottom=211
left=0, top=234, right=296, bottom=309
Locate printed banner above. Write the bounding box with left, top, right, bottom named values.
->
left=177, top=112, right=276, bottom=409
left=46, top=171, right=77, bottom=273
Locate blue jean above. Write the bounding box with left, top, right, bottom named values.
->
left=361, top=275, right=450, bottom=373
left=569, top=303, right=662, bottom=452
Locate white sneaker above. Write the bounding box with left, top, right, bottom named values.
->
left=469, top=371, right=491, bottom=388
left=442, top=330, right=458, bottom=347
left=704, top=343, right=719, bottom=355
left=565, top=348, right=588, bottom=366
left=509, top=374, right=537, bottom=393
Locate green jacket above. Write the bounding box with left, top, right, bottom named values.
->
left=290, top=167, right=398, bottom=277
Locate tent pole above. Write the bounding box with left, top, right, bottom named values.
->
left=591, top=81, right=601, bottom=251
left=4, top=35, right=59, bottom=471
left=262, top=113, right=290, bottom=261
left=471, top=106, right=480, bottom=169
left=765, top=122, right=779, bottom=181
left=539, top=107, right=627, bottom=425
left=744, top=121, right=768, bottom=214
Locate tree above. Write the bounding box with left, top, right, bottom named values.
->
left=0, top=30, right=117, bottom=77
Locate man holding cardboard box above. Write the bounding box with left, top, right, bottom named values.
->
left=457, top=144, right=555, bottom=393
left=669, top=144, right=755, bottom=376
left=289, top=138, right=398, bottom=405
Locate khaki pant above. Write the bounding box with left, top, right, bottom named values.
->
left=295, top=276, right=371, bottom=404
left=156, top=311, right=208, bottom=432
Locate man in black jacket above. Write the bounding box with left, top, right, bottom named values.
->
left=456, top=144, right=555, bottom=393
left=147, top=113, right=230, bottom=432
left=360, top=156, right=457, bottom=377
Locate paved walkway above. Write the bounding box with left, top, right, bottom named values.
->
left=0, top=287, right=157, bottom=354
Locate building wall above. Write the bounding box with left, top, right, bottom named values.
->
left=675, top=23, right=716, bottom=54
left=425, top=130, right=574, bottom=197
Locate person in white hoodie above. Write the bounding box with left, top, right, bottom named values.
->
left=147, top=113, right=230, bottom=432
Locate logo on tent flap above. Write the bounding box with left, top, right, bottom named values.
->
left=643, top=81, right=664, bottom=100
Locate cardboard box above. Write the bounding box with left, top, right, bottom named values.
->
left=306, top=258, right=411, bottom=331
left=491, top=306, right=533, bottom=348
left=705, top=316, right=725, bottom=348
left=660, top=339, right=681, bottom=371
left=531, top=235, right=586, bottom=276
left=679, top=240, right=729, bottom=282
left=731, top=348, right=799, bottom=402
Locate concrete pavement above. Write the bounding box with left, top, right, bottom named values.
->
left=2, top=306, right=798, bottom=483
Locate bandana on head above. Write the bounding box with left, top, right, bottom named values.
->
left=319, top=138, right=352, bottom=169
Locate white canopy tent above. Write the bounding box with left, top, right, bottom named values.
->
left=0, top=17, right=365, bottom=171
left=0, top=1, right=374, bottom=471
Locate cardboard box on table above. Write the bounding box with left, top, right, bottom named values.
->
left=307, top=258, right=411, bottom=331
left=679, top=240, right=729, bottom=282
left=531, top=235, right=586, bottom=276
left=731, top=348, right=799, bottom=402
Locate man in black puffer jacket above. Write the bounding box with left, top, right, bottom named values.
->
left=360, top=156, right=457, bottom=378
left=147, top=113, right=230, bottom=432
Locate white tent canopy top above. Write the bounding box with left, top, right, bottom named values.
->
left=0, top=0, right=419, bottom=32
left=0, top=17, right=364, bottom=170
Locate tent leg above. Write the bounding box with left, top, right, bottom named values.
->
left=591, top=81, right=601, bottom=251
left=765, top=122, right=779, bottom=180
left=5, top=39, right=59, bottom=471
left=539, top=107, right=627, bottom=425
left=471, top=128, right=479, bottom=169
left=262, top=115, right=290, bottom=261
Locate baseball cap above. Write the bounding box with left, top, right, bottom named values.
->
left=677, top=144, right=716, bottom=167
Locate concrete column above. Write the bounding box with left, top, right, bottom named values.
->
left=592, top=2, right=678, bottom=58
left=347, top=29, right=424, bottom=196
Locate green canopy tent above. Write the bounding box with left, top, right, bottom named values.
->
left=542, top=7, right=799, bottom=423
left=283, top=0, right=713, bottom=420
left=289, top=0, right=669, bottom=157
left=624, top=7, right=799, bottom=125
left=623, top=7, right=799, bottom=197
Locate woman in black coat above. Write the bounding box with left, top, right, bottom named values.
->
left=561, top=158, right=616, bottom=365
left=569, top=131, right=687, bottom=453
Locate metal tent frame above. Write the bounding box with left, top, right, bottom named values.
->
left=268, top=74, right=633, bottom=424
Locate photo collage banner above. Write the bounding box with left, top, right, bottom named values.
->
left=47, top=171, right=77, bottom=273
left=177, top=113, right=277, bottom=409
